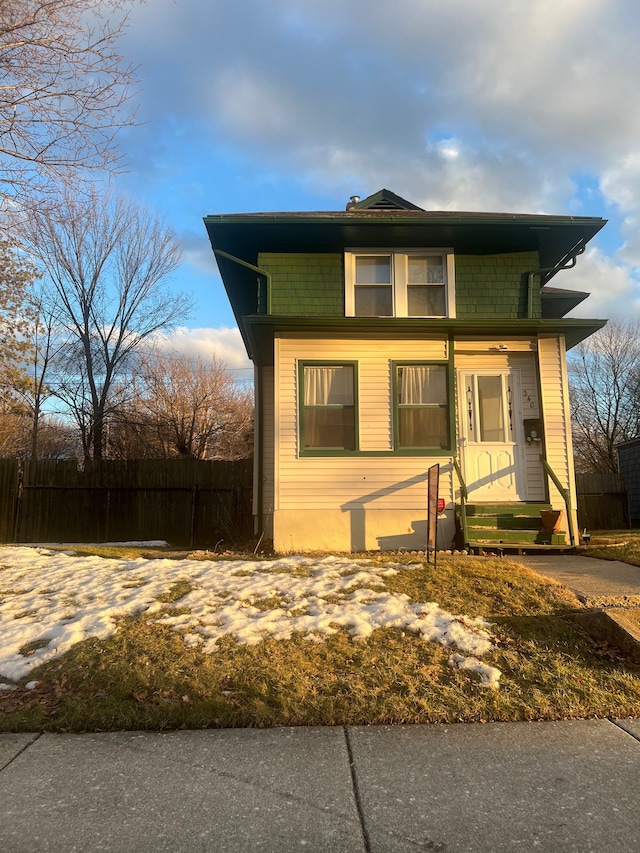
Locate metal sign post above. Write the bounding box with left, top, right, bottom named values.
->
left=427, top=464, right=439, bottom=566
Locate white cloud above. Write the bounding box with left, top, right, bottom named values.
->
left=601, top=155, right=640, bottom=213
left=121, top=0, right=640, bottom=216
left=559, top=248, right=640, bottom=319
left=111, top=0, right=640, bottom=329
left=149, top=326, right=253, bottom=372
left=179, top=228, right=219, bottom=274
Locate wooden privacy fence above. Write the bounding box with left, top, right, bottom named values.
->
left=0, top=458, right=253, bottom=547
left=576, top=472, right=629, bottom=531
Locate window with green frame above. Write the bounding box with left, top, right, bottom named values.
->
left=300, top=362, right=357, bottom=451
left=394, top=363, right=449, bottom=450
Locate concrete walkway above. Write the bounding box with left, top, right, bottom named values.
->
left=1, top=720, right=640, bottom=852
left=512, top=554, right=640, bottom=606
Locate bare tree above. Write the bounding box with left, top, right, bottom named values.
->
left=110, top=349, right=254, bottom=460
left=31, top=416, right=81, bottom=459
left=0, top=239, right=36, bottom=411
left=0, top=0, right=139, bottom=212
left=5, top=281, right=69, bottom=458
left=0, top=402, right=25, bottom=455
left=569, top=320, right=640, bottom=472
left=19, top=185, right=191, bottom=459
left=0, top=403, right=79, bottom=458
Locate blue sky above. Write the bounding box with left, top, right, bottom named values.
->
left=108, top=0, right=640, bottom=374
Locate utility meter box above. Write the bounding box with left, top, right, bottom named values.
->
left=523, top=418, right=543, bottom=443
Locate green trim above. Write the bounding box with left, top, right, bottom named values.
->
left=541, top=457, right=576, bottom=547
left=294, top=449, right=456, bottom=459
left=391, top=360, right=452, bottom=453
left=299, top=447, right=453, bottom=459
left=243, top=316, right=607, bottom=365
left=298, top=361, right=359, bottom=456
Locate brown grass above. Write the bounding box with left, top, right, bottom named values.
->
left=1, top=552, right=640, bottom=732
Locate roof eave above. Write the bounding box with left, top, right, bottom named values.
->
left=238, top=316, right=607, bottom=366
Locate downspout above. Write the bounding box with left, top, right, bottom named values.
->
left=525, top=242, right=586, bottom=319
left=213, top=249, right=273, bottom=315
left=255, top=364, right=264, bottom=540
left=213, top=249, right=273, bottom=536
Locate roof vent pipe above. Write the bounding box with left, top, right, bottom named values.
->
left=346, top=195, right=360, bottom=210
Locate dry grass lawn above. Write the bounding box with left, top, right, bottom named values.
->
left=582, top=530, right=640, bottom=568
left=1, top=548, right=640, bottom=733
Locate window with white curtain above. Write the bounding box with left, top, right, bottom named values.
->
left=396, top=364, right=449, bottom=449
left=345, top=251, right=453, bottom=318
left=301, top=364, right=356, bottom=450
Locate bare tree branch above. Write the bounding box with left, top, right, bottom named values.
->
left=18, top=185, right=192, bottom=459
left=0, top=0, right=140, bottom=216
left=569, top=320, right=640, bottom=472
left=109, top=349, right=254, bottom=460
left=0, top=238, right=37, bottom=407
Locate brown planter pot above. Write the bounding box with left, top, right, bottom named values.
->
left=540, top=509, right=564, bottom=532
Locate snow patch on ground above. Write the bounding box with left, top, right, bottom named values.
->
left=0, top=546, right=500, bottom=685
left=448, top=653, right=502, bottom=689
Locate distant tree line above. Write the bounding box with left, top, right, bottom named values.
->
left=0, top=198, right=252, bottom=463
left=0, top=2, right=253, bottom=463
left=569, top=319, right=640, bottom=473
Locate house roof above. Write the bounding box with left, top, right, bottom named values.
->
left=203, top=189, right=607, bottom=360
left=540, top=286, right=590, bottom=319
left=204, top=188, right=606, bottom=284
left=350, top=188, right=425, bottom=211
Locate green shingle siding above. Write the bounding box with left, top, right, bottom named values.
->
left=258, top=250, right=540, bottom=320
left=259, top=252, right=344, bottom=316
left=455, top=252, right=540, bottom=319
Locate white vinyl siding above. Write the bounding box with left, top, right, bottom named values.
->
left=538, top=335, right=574, bottom=509
left=276, top=335, right=452, bottom=510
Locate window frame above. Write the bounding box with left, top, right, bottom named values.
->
left=345, top=249, right=455, bottom=318
left=298, top=360, right=359, bottom=456
left=392, top=360, right=454, bottom=454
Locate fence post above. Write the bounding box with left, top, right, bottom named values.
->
left=12, top=464, right=24, bottom=543
left=105, top=488, right=111, bottom=542
left=190, top=486, right=197, bottom=548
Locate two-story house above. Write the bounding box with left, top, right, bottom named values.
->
left=204, top=189, right=606, bottom=553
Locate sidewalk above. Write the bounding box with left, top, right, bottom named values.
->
left=514, top=554, right=640, bottom=606
left=2, top=720, right=640, bottom=852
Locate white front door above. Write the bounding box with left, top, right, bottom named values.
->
left=458, top=369, right=526, bottom=501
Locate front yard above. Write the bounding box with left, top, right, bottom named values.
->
left=1, top=544, right=640, bottom=732
left=582, top=530, right=640, bottom=567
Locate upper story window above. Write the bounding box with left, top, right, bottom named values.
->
left=345, top=250, right=455, bottom=318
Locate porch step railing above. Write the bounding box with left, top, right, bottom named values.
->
left=541, top=457, right=576, bottom=546
left=454, top=455, right=576, bottom=550
left=452, top=457, right=469, bottom=548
